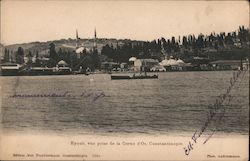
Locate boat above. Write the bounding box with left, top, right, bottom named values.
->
left=111, top=74, right=158, bottom=80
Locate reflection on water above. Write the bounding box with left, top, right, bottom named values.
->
left=1, top=71, right=249, bottom=136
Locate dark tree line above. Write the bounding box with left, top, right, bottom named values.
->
left=101, top=26, right=249, bottom=62
left=2, top=26, right=249, bottom=65
left=48, top=43, right=100, bottom=70
left=101, top=40, right=164, bottom=63
left=3, top=47, right=25, bottom=64
left=2, top=43, right=100, bottom=71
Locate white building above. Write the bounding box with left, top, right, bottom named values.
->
left=133, top=59, right=159, bottom=71
left=159, top=58, right=190, bottom=71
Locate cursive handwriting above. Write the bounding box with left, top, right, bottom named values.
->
left=184, top=98, right=226, bottom=156
left=9, top=90, right=105, bottom=102
left=80, top=90, right=105, bottom=102
left=10, top=91, right=71, bottom=98
left=183, top=70, right=246, bottom=156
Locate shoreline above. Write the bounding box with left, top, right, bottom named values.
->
left=0, top=69, right=248, bottom=77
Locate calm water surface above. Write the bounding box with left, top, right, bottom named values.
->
left=1, top=71, right=249, bottom=136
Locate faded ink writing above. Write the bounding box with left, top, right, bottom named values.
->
left=10, top=90, right=105, bottom=102
left=183, top=70, right=246, bottom=156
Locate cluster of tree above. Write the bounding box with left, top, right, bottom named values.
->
left=3, top=26, right=249, bottom=66
left=48, top=43, right=100, bottom=70
left=3, top=48, right=13, bottom=62
left=3, top=47, right=25, bottom=64
left=101, top=41, right=164, bottom=63
left=101, top=26, right=249, bottom=63
left=3, top=47, right=41, bottom=66
left=2, top=43, right=100, bottom=71
left=181, top=26, right=248, bottom=50
left=161, top=26, right=249, bottom=53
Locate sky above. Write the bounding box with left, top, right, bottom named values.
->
left=1, top=0, right=249, bottom=45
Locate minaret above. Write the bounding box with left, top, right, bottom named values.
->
left=94, top=28, right=97, bottom=49
left=76, top=29, right=79, bottom=48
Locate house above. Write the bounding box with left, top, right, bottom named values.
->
left=133, top=59, right=159, bottom=72
left=159, top=58, right=191, bottom=71
left=209, top=60, right=247, bottom=70
left=120, top=63, right=128, bottom=71
left=56, top=60, right=71, bottom=72
left=242, top=59, right=249, bottom=70
left=101, top=62, right=120, bottom=71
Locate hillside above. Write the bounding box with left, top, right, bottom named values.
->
left=1, top=26, right=249, bottom=62
left=3, top=38, right=143, bottom=57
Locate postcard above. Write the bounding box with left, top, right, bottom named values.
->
left=0, top=0, right=249, bottom=160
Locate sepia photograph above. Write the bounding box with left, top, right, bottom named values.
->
left=0, top=0, right=249, bottom=160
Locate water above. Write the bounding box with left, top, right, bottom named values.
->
left=1, top=71, right=249, bottom=136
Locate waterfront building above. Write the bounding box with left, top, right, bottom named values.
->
left=0, top=62, right=22, bottom=76
left=101, top=62, right=120, bottom=71
left=55, top=60, right=72, bottom=73
left=129, top=57, right=137, bottom=62
left=133, top=59, right=159, bottom=72
left=120, top=63, right=128, bottom=71
left=128, top=57, right=137, bottom=66
left=233, top=38, right=242, bottom=48
left=57, top=60, right=69, bottom=68
left=242, top=59, right=249, bottom=70
left=150, top=66, right=166, bottom=72
left=209, top=60, right=247, bottom=70
left=159, top=58, right=190, bottom=71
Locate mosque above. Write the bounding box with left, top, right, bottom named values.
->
left=75, top=29, right=98, bottom=59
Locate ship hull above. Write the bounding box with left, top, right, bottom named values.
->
left=111, top=75, right=158, bottom=80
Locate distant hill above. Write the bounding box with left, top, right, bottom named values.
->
left=3, top=38, right=144, bottom=57
left=2, top=25, right=249, bottom=62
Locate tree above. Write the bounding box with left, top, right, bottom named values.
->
left=16, top=47, right=24, bottom=64
left=196, top=34, right=204, bottom=50
left=91, top=49, right=100, bottom=69
left=49, top=43, right=58, bottom=67
left=182, top=36, right=188, bottom=48
left=27, top=51, right=33, bottom=65
left=101, top=44, right=115, bottom=60
left=34, top=51, right=41, bottom=67
left=4, top=48, right=10, bottom=62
